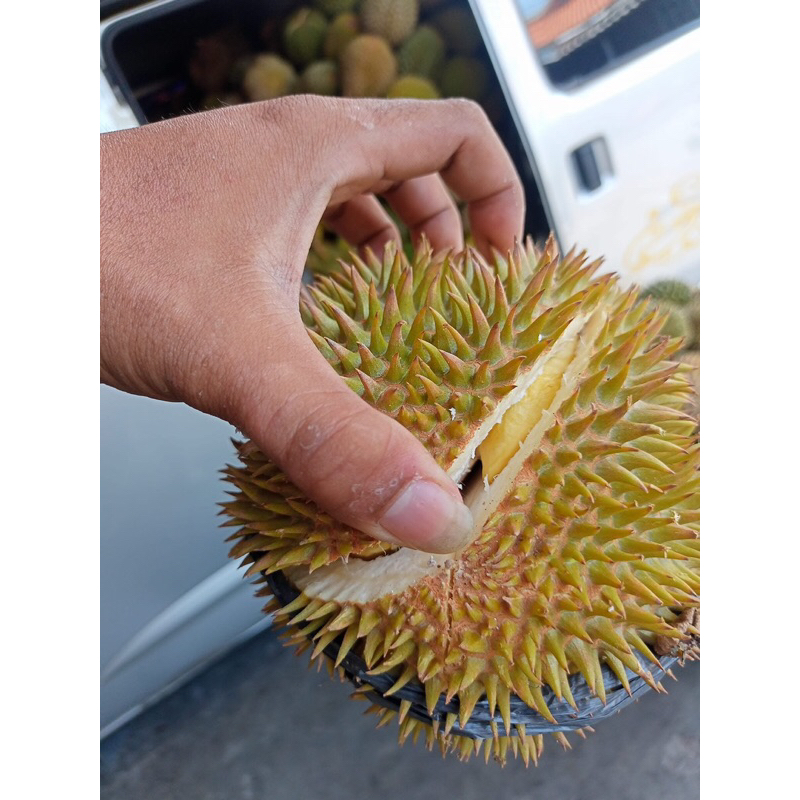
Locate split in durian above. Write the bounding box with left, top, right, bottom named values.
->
left=222, top=237, right=700, bottom=764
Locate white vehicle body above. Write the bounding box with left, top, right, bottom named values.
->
left=472, top=0, right=699, bottom=285
left=100, top=0, right=700, bottom=736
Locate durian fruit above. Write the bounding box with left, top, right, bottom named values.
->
left=323, top=11, right=360, bottom=59
left=242, top=55, right=298, bottom=102
left=223, top=237, right=700, bottom=764
left=643, top=280, right=699, bottom=350
left=641, top=279, right=694, bottom=307
left=283, top=7, right=328, bottom=68
left=678, top=351, right=700, bottom=420
left=301, top=60, right=339, bottom=95
left=314, top=0, right=358, bottom=14
left=398, top=25, right=446, bottom=79
left=645, top=300, right=691, bottom=343
left=340, top=35, right=398, bottom=97
left=361, top=0, right=419, bottom=46
left=431, top=6, right=483, bottom=55
left=440, top=56, right=489, bottom=101
left=387, top=75, right=440, bottom=99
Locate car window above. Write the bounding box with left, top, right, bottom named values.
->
left=515, top=0, right=700, bottom=88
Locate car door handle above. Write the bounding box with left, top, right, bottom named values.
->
left=571, top=137, right=613, bottom=193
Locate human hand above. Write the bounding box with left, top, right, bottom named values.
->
left=101, top=96, right=525, bottom=553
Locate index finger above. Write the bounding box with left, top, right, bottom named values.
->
left=326, top=98, right=525, bottom=257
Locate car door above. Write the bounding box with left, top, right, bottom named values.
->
left=471, top=0, right=700, bottom=285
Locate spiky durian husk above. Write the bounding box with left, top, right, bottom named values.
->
left=222, top=238, right=699, bottom=763
left=644, top=298, right=691, bottom=342
left=323, top=11, right=360, bottom=60
left=242, top=55, right=298, bottom=102
left=642, top=279, right=700, bottom=352
left=305, top=226, right=358, bottom=276
left=387, top=75, right=439, bottom=99
left=684, top=292, right=700, bottom=350
left=352, top=682, right=597, bottom=766
left=679, top=350, right=700, bottom=420
left=642, top=279, right=694, bottom=307
left=397, top=25, right=445, bottom=79
left=340, top=34, right=398, bottom=97
left=283, top=8, right=328, bottom=68
left=301, top=60, right=339, bottom=95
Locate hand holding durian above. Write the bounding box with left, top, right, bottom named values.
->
left=102, top=94, right=698, bottom=765
left=100, top=95, right=524, bottom=554
left=225, top=232, right=699, bottom=764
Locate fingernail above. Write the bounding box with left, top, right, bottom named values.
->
left=377, top=480, right=474, bottom=554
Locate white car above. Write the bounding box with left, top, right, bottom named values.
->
left=100, top=0, right=700, bottom=736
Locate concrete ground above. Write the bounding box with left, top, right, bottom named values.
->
left=101, top=629, right=699, bottom=800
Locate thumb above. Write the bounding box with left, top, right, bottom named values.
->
left=233, top=320, right=474, bottom=555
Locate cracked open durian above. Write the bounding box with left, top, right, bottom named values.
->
left=222, top=237, right=699, bottom=765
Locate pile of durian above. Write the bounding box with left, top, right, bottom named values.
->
left=222, top=238, right=700, bottom=765
left=188, top=1, right=491, bottom=110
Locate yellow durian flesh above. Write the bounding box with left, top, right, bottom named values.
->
left=478, top=321, right=579, bottom=483
left=478, top=314, right=578, bottom=482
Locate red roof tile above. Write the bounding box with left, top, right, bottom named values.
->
left=528, top=0, right=618, bottom=48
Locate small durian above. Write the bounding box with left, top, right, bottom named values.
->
left=684, top=292, right=700, bottom=350
left=223, top=237, right=700, bottom=764
left=440, top=56, right=489, bottom=101
left=340, top=34, right=398, bottom=97
left=398, top=25, right=446, bottom=78
left=242, top=55, right=298, bottom=102
left=679, top=350, right=700, bottom=418
left=431, top=6, right=482, bottom=55
left=361, top=0, right=419, bottom=46
left=387, top=75, right=440, bottom=99
left=642, top=279, right=694, bottom=307
left=643, top=280, right=699, bottom=350
left=283, top=7, right=328, bottom=67
left=313, top=0, right=358, bottom=15
left=301, top=60, right=339, bottom=95
left=323, top=11, right=360, bottom=59
left=645, top=299, right=691, bottom=343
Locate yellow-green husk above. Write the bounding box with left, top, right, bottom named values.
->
left=222, top=238, right=700, bottom=764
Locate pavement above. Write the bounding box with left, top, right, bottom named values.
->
left=101, top=627, right=699, bottom=800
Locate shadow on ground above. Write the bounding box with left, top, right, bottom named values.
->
left=101, top=629, right=699, bottom=800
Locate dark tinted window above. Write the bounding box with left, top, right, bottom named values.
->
left=516, top=0, right=700, bottom=88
